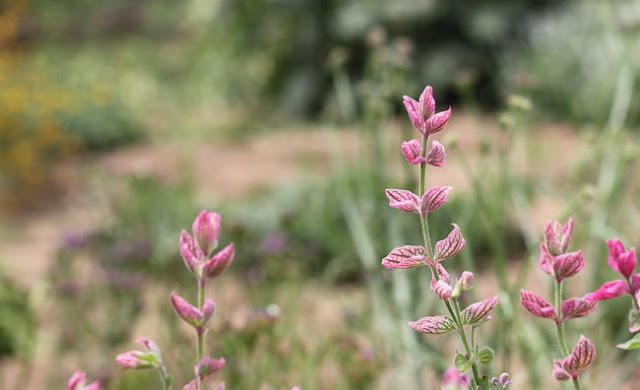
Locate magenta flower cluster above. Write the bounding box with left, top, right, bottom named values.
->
left=384, top=85, right=502, bottom=390
left=585, top=238, right=640, bottom=333
left=520, top=219, right=596, bottom=383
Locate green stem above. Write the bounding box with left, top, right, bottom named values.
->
left=196, top=279, right=205, bottom=390
left=417, top=134, right=485, bottom=389
left=158, top=366, right=169, bottom=390
left=554, top=280, right=581, bottom=390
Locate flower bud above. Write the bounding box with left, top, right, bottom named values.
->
left=115, top=351, right=157, bottom=370
left=192, top=211, right=221, bottom=256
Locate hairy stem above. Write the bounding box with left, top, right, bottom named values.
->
left=418, top=134, right=484, bottom=389
left=196, top=279, right=205, bottom=390
left=554, top=281, right=581, bottom=390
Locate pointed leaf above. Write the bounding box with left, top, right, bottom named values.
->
left=585, top=279, right=628, bottom=301
left=385, top=189, right=421, bottom=214
left=629, top=308, right=640, bottom=333
left=461, top=296, right=499, bottom=325
left=617, top=332, right=640, bottom=350
left=434, top=224, right=466, bottom=262
left=454, top=353, right=474, bottom=371
left=403, top=96, right=426, bottom=134
left=419, top=85, right=436, bottom=118
left=409, top=315, right=456, bottom=334
left=552, top=250, right=584, bottom=281
left=382, top=245, right=430, bottom=268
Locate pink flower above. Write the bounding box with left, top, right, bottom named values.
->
left=402, top=86, right=451, bottom=136
left=606, top=238, right=637, bottom=279
left=67, top=371, right=100, bottom=390
left=553, top=335, right=596, bottom=381
left=539, top=243, right=584, bottom=282
left=170, top=293, right=216, bottom=334
left=520, top=290, right=597, bottom=323
left=544, top=218, right=573, bottom=256
left=192, top=210, right=221, bottom=256
left=442, top=366, right=471, bottom=388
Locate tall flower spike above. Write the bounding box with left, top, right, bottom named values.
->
left=553, top=335, right=596, bottom=381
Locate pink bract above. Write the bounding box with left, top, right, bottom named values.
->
left=539, top=243, right=584, bottom=282
left=192, top=210, right=221, bottom=256
left=553, top=335, right=596, bottom=381
left=426, top=140, right=446, bottom=167
left=385, top=189, right=421, bottom=214
left=409, top=315, right=456, bottom=334
left=606, top=238, right=637, bottom=279
left=520, top=289, right=556, bottom=321
left=68, top=371, right=99, bottom=390
left=402, top=85, right=451, bottom=136
left=422, top=186, right=452, bottom=215
left=544, top=218, right=573, bottom=256
left=585, top=279, right=628, bottom=301
left=382, top=245, right=430, bottom=268
left=202, top=243, right=235, bottom=281
left=401, top=139, right=424, bottom=165
left=461, top=296, right=499, bottom=325
left=434, top=224, right=466, bottom=262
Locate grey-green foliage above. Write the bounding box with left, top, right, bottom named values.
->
left=0, top=274, right=36, bottom=360
left=503, top=0, right=640, bottom=126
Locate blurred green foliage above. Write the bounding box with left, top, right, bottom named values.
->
left=503, top=1, right=640, bottom=126
left=0, top=274, right=36, bottom=360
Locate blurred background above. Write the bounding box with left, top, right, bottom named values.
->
left=1, top=0, right=640, bottom=389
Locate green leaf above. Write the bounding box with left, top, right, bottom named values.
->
left=617, top=333, right=640, bottom=350
left=477, top=347, right=495, bottom=365
left=165, top=375, right=174, bottom=388
left=454, top=353, right=474, bottom=371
